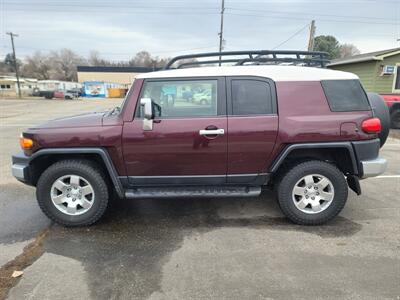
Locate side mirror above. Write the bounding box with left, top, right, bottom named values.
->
left=140, top=98, right=153, bottom=131
left=140, top=98, right=153, bottom=120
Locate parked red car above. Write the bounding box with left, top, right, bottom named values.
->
left=381, top=94, right=400, bottom=128
left=11, top=51, right=389, bottom=227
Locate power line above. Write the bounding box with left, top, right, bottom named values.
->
left=272, top=23, right=310, bottom=50
left=4, top=8, right=220, bottom=15
left=225, top=12, right=398, bottom=26
left=3, top=2, right=219, bottom=10
left=5, top=7, right=396, bottom=26
left=1, top=44, right=219, bottom=58
left=226, top=7, right=396, bottom=21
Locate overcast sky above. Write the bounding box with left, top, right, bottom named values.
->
left=1, top=0, right=399, bottom=61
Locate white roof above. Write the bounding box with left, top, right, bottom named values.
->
left=137, top=65, right=359, bottom=82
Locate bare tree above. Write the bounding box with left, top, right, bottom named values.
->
left=49, top=49, right=86, bottom=81
left=11, top=49, right=182, bottom=81
left=88, top=50, right=115, bottom=66
left=130, top=51, right=153, bottom=67
left=339, top=43, right=361, bottom=58
left=20, top=51, right=52, bottom=79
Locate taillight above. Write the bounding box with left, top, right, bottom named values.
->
left=361, top=117, right=381, bottom=134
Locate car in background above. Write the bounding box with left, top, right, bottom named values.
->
left=53, top=90, right=80, bottom=100
left=32, top=80, right=83, bottom=100
left=381, top=94, right=400, bottom=129
left=192, top=90, right=212, bottom=105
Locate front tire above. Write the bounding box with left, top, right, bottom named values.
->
left=36, top=160, right=109, bottom=226
left=277, top=160, right=348, bottom=225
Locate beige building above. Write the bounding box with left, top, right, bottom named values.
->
left=0, top=76, right=38, bottom=97
left=76, top=66, right=157, bottom=88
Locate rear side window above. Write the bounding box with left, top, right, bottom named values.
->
left=321, top=80, right=370, bottom=112
left=231, top=79, right=273, bottom=115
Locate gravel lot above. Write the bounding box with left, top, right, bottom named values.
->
left=0, top=98, right=399, bottom=300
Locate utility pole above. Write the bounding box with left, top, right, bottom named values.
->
left=218, top=0, right=225, bottom=66
left=307, top=20, right=316, bottom=51
left=6, top=32, right=22, bottom=98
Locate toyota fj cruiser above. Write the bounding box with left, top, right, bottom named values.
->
left=12, top=50, right=389, bottom=226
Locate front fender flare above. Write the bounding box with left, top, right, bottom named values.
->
left=16, top=147, right=124, bottom=198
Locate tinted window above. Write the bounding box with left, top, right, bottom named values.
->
left=139, top=80, right=217, bottom=118
left=321, top=80, right=370, bottom=112
left=232, top=79, right=273, bottom=115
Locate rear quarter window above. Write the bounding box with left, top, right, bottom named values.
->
left=321, top=79, right=371, bottom=112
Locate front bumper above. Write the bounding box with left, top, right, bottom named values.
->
left=12, top=164, right=30, bottom=182
left=11, top=152, right=32, bottom=184
left=360, top=157, right=387, bottom=178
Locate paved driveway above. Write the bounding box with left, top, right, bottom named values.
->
left=0, top=98, right=399, bottom=299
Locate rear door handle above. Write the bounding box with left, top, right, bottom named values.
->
left=199, top=129, right=225, bottom=136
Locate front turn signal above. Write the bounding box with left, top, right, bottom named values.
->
left=20, top=135, right=34, bottom=150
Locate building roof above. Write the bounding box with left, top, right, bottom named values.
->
left=0, top=76, right=38, bottom=83
left=328, top=47, right=400, bottom=67
left=136, top=65, right=359, bottom=82
left=76, top=66, right=158, bottom=73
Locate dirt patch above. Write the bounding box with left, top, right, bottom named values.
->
left=0, top=229, right=49, bottom=300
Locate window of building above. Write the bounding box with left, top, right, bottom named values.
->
left=0, top=84, right=12, bottom=90
left=395, top=66, right=400, bottom=91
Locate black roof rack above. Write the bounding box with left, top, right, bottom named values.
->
left=164, top=50, right=330, bottom=70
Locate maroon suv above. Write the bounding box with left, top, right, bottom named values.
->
left=12, top=51, right=389, bottom=226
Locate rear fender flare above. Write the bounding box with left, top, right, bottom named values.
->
left=269, top=142, right=359, bottom=175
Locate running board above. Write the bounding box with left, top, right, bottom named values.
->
left=125, top=186, right=261, bottom=199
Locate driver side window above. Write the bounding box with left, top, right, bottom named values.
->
left=137, top=79, right=218, bottom=118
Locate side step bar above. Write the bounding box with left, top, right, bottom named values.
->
left=125, top=186, right=261, bottom=199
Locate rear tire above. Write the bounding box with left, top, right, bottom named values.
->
left=277, top=160, right=348, bottom=225
left=36, top=160, right=109, bottom=226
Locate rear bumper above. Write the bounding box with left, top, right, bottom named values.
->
left=352, top=139, right=387, bottom=178
left=360, top=157, right=387, bottom=178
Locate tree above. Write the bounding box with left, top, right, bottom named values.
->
left=49, top=49, right=86, bottom=81
left=339, top=43, right=360, bottom=58
left=88, top=50, right=114, bottom=66
left=4, top=53, right=15, bottom=67
left=129, top=51, right=169, bottom=68
left=313, top=35, right=341, bottom=59
left=130, top=51, right=153, bottom=67
left=3, top=53, right=22, bottom=72
left=20, top=51, right=52, bottom=79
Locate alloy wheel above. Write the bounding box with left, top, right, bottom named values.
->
left=292, top=174, right=334, bottom=214
left=50, top=174, right=95, bottom=216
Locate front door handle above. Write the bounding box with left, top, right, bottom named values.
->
left=199, top=129, right=225, bottom=136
